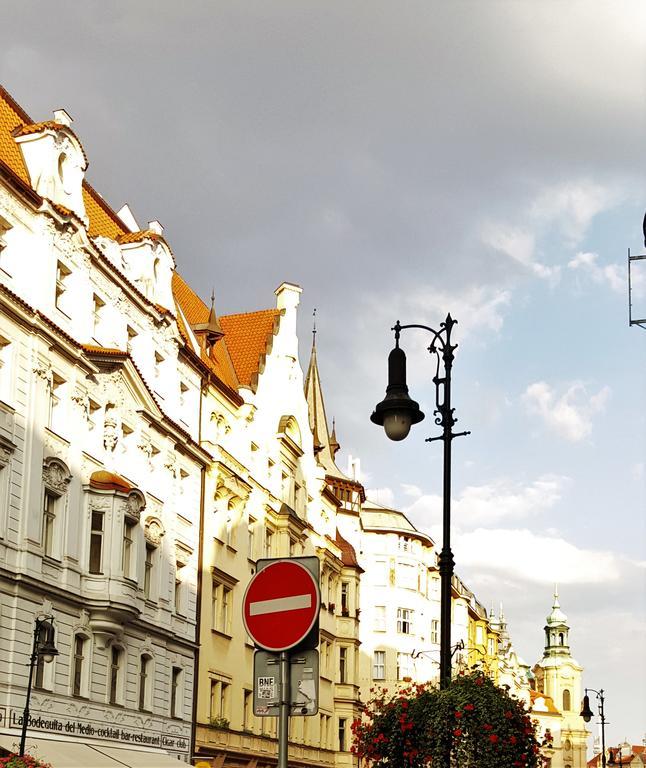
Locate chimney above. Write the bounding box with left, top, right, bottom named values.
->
left=53, top=108, right=73, bottom=127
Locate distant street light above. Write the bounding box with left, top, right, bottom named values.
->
left=19, top=616, right=58, bottom=756
left=371, top=314, right=469, bottom=690
left=580, top=688, right=607, bottom=768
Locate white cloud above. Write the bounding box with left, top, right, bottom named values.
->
left=481, top=181, right=622, bottom=283
left=522, top=380, right=610, bottom=442
left=480, top=222, right=559, bottom=281
left=401, top=483, right=422, bottom=498
left=455, top=528, right=620, bottom=585
left=404, top=475, right=566, bottom=531
left=530, top=180, right=620, bottom=245
left=568, top=251, right=625, bottom=293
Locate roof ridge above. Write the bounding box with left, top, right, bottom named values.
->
left=220, top=307, right=279, bottom=320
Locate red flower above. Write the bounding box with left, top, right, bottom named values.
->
left=453, top=728, right=463, bottom=737
left=505, top=710, right=513, bottom=719
left=455, top=711, right=463, bottom=718
left=483, top=723, right=493, bottom=731
left=509, top=735, right=518, bottom=744
left=464, top=703, right=475, bottom=711
left=489, top=734, right=499, bottom=744
left=475, top=676, right=484, bottom=685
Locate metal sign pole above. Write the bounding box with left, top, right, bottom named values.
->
left=278, top=651, right=290, bottom=768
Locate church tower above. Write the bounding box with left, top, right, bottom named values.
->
left=533, top=588, right=588, bottom=768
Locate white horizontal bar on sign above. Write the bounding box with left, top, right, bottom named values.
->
left=250, top=594, right=312, bottom=616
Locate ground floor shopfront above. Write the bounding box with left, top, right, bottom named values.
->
left=0, top=731, right=187, bottom=766
left=193, top=724, right=337, bottom=768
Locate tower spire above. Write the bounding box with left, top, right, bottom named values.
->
left=312, top=307, right=317, bottom=348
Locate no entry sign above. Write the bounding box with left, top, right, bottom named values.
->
left=243, top=558, right=321, bottom=652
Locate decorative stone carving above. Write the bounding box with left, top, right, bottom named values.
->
left=122, top=489, right=146, bottom=522
left=33, top=362, right=53, bottom=386
left=164, top=451, right=177, bottom=472
left=175, top=543, right=192, bottom=568
left=0, top=437, right=15, bottom=467
left=144, top=516, right=165, bottom=546
left=71, top=387, right=90, bottom=418
left=43, top=457, right=72, bottom=493
left=103, top=406, right=118, bottom=452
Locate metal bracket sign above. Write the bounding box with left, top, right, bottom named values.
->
left=253, top=649, right=319, bottom=716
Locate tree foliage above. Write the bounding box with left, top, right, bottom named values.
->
left=352, top=672, right=551, bottom=768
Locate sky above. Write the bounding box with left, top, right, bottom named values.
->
left=3, top=0, right=645, bottom=748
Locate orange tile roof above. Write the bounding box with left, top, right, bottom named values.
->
left=0, top=84, right=127, bottom=240
left=219, top=308, right=281, bottom=388
left=335, top=529, right=364, bottom=571
left=171, top=272, right=240, bottom=393
left=118, top=230, right=165, bottom=245
left=82, top=344, right=127, bottom=357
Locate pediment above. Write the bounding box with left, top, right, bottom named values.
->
left=88, top=352, right=163, bottom=424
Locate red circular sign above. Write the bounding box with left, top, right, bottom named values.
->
left=243, top=560, right=320, bottom=652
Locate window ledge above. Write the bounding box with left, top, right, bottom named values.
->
left=211, top=629, right=232, bottom=640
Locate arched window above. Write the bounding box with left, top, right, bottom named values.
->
left=42, top=457, right=72, bottom=560
left=562, top=689, right=571, bottom=711
left=559, top=632, right=564, bottom=645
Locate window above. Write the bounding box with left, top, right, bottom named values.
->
left=92, top=294, right=105, bottom=341
left=374, top=559, right=387, bottom=586
left=48, top=373, right=65, bottom=433
left=89, top=509, right=104, bottom=574
left=212, top=580, right=232, bottom=635
left=72, top=635, right=89, bottom=697
left=476, top=625, right=484, bottom=645
left=431, top=619, right=439, bottom=644
left=562, top=689, right=571, bottom=711
left=373, top=650, right=385, bottom=680
left=243, top=689, right=253, bottom=731
left=170, top=667, right=183, bottom=718
left=0, top=216, right=10, bottom=267
left=397, top=562, right=417, bottom=590
left=144, top=543, right=155, bottom=599
left=374, top=606, right=386, bottom=632
left=338, top=718, right=347, bottom=752
left=138, top=655, right=152, bottom=712
left=122, top=519, right=136, bottom=579
left=126, top=325, right=137, bottom=355
left=340, top=582, right=350, bottom=614
left=109, top=646, right=124, bottom=706
left=398, top=536, right=411, bottom=552
left=210, top=679, right=230, bottom=722
left=264, top=527, right=274, bottom=557
left=339, top=647, right=347, bottom=683
left=397, top=607, right=413, bottom=634
left=174, top=569, right=183, bottom=615
left=42, top=491, right=57, bottom=558
left=0, top=336, right=12, bottom=402
left=153, top=352, right=164, bottom=393
left=55, top=260, right=71, bottom=313
left=397, top=652, right=413, bottom=680
left=247, top=520, right=255, bottom=558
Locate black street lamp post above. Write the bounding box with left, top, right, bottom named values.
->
left=371, top=314, right=469, bottom=690
left=19, top=616, right=58, bottom=757
left=581, top=688, right=607, bottom=768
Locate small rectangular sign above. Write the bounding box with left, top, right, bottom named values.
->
left=252, top=650, right=319, bottom=717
